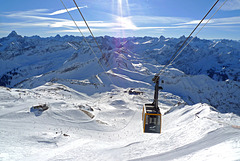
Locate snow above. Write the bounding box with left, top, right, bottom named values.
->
left=0, top=84, right=240, bottom=161
left=0, top=32, right=240, bottom=161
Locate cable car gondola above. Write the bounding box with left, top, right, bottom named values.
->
left=141, top=0, right=221, bottom=133
left=142, top=76, right=163, bottom=133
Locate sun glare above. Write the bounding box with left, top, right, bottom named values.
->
left=117, top=17, right=137, bottom=30
left=117, top=0, right=130, bottom=16
left=118, top=0, right=123, bottom=16
left=113, top=0, right=133, bottom=37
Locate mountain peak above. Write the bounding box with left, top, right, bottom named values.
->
left=159, top=35, right=165, bottom=41
left=7, top=31, right=21, bottom=38
left=55, top=34, right=61, bottom=38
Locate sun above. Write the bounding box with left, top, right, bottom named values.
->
left=117, top=17, right=138, bottom=30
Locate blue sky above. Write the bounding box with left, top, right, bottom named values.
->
left=0, top=0, right=240, bottom=40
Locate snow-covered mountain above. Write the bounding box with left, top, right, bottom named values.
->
left=0, top=31, right=239, bottom=114
left=1, top=32, right=240, bottom=87
left=0, top=31, right=240, bottom=160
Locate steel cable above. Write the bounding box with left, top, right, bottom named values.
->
left=60, top=0, right=114, bottom=85
left=155, top=0, right=221, bottom=78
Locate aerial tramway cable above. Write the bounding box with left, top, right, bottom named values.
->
left=60, top=0, right=114, bottom=85
left=168, top=0, right=229, bottom=69
left=155, top=0, right=221, bottom=78
left=73, top=0, right=108, bottom=63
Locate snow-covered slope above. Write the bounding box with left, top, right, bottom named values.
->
left=0, top=31, right=240, bottom=160
left=0, top=84, right=240, bottom=161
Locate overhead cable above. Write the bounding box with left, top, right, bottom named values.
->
left=168, top=0, right=229, bottom=69
left=156, top=0, right=221, bottom=77
left=73, top=0, right=108, bottom=63
left=60, top=0, right=114, bottom=85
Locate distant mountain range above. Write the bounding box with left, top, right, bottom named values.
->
left=0, top=31, right=239, bottom=115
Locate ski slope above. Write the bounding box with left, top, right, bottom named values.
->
left=0, top=83, right=240, bottom=161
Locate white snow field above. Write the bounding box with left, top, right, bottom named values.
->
left=0, top=83, right=240, bottom=161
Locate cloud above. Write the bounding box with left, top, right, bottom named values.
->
left=0, top=8, right=215, bottom=35
left=0, top=19, right=119, bottom=30
left=6, top=14, right=65, bottom=21
left=111, top=15, right=184, bottom=30
left=132, top=16, right=189, bottom=24
left=136, top=26, right=191, bottom=30
left=9, top=9, right=49, bottom=15
left=49, top=20, right=117, bottom=28
left=178, top=19, right=213, bottom=25
left=113, top=15, right=192, bottom=31
left=178, top=16, right=240, bottom=26
left=116, top=16, right=138, bottom=29
left=49, top=6, right=88, bottom=15
left=48, top=28, right=92, bottom=33
left=0, top=8, right=121, bottom=33
left=3, top=9, right=64, bottom=21
left=0, top=10, right=63, bottom=32
left=0, top=8, right=197, bottom=35
left=1, top=6, right=238, bottom=38
left=211, top=16, right=240, bottom=25
left=220, top=0, right=240, bottom=11
left=0, top=22, right=51, bottom=28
